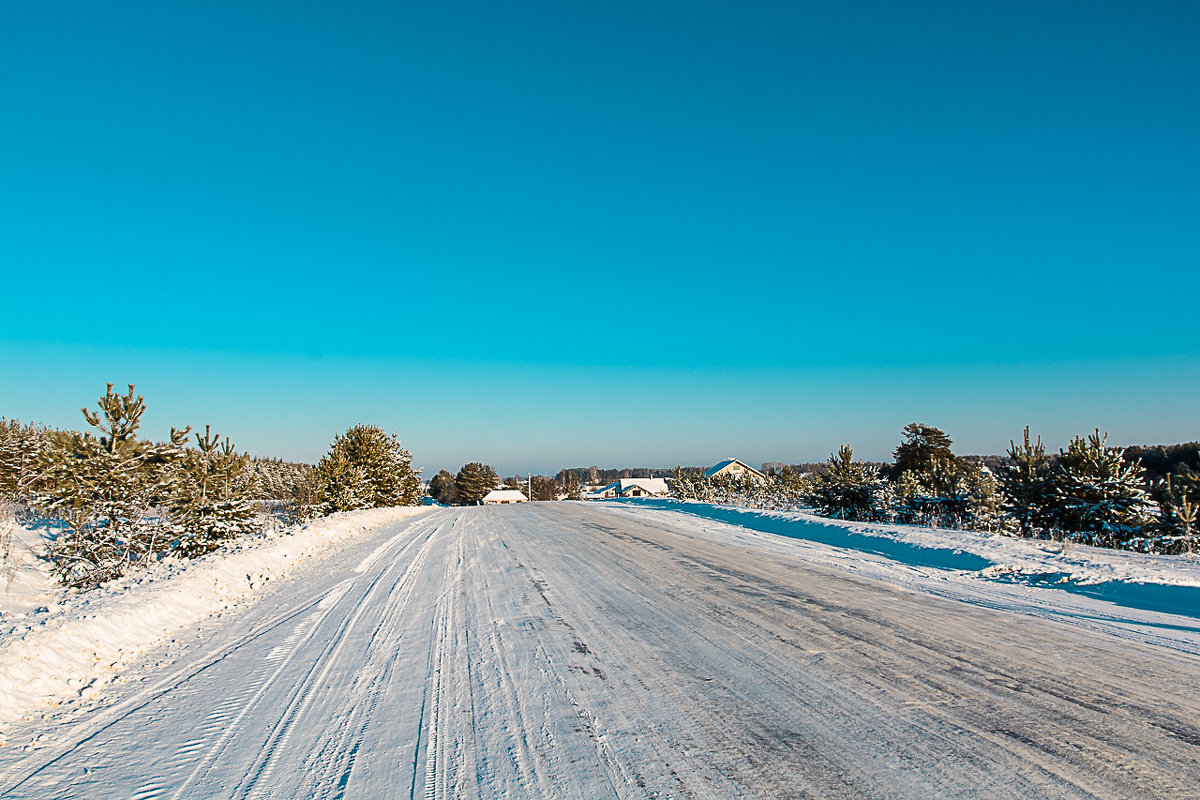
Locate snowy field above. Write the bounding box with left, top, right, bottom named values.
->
left=1, top=502, right=1198, bottom=798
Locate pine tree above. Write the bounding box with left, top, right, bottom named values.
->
left=35, top=384, right=189, bottom=588
left=0, top=418, right=47, bottom=502
left=1153, top=471, right=1199, bottom=554
left=893, top=423, right=955, bottom=477
left=312, top=447, right=370, bottom=513
left=530, top=475, right=559, bottom=501
left=170, top=425, right=260, bottom=557
left=455, top=462, right=499, bottom=505
left=1000, top=426, right=1054, bottom=536
left=807, top=445, right=885, bottom=521
left=668, top=466, right=709, bottom=501
left=313, top=425, right=423, bottom=513
left=428, top=469, right=459, bottom=505
left=1050, top=430, right=1152, bottom=548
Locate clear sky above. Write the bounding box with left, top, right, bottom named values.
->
left=2, top=0, right=1198, bottom=476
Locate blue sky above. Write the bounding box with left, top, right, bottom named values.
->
left=2, top=1, right=1198, bottom=475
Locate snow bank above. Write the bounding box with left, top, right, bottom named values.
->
left=613, top=499, right=1200, bottom=619
left=0, top=507, right=430, bottom=736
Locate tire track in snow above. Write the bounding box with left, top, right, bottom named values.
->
left=229, top=518, right=440, bottom=799
left=0, top=580, right=353, bottom=797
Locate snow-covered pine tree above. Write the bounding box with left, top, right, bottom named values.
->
left=774, top=466, right=813, bottom=509
left=1050, top=430, right=1153, bottom=549
left=892, top=423, right=955, bottom=476
left=313, top=425, right=423, bottom=513
left=35, top=384, right=189, bottom=588
left=0, top=418, right=46, bottom=502
left=170, top=425, right=260, bottom=557
left=667, top=466, right=712, bottom=501
left=1154, top=470, right=1199, bottom=554
left=891, top=455, right=969, bottom=526
left=1000, top=426, right=1054, bottom=537
left=807, top=445, right=885, bottom=521
left=313, top=446, right=370, bottom=513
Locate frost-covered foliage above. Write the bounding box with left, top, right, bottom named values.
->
left=13, top=386, right=429, bottom=589
left=314, top=425, right=423, bottom=513
left=34, top=384, right=190, bottom=588
left=0, top=418, right=48, bottom=502
left=668, top=423, right=1191, bottom=556
left=1154, top=471, right=1200, bottom=554
left=890, top=457, right=1004, bottom=531
left=251, top=457, right=319, bottom=523
left=1050, top=430, right=1152, bottom=549
left=807, top=446, right=886, bottom=521
left=668, top=465, right=807, bottom=510
left=170, top=426, right=260, bottom=557
left=999, top=427, right=1055, bottom=536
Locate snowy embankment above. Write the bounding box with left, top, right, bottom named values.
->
left=609, top=499, right=1200, bottom=651
left=0, top=507, right=429, bottom=735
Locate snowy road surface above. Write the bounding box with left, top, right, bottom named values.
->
left=2, top=503, right=1199, bottom=799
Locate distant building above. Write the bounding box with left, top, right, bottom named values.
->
left=703, top=458, right=767, bottom=482
left=482, top=489, right=529, bottom=505
left=586, top=477, right=669, bottom=499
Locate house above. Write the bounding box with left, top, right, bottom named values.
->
left=616, top=477, right=669, bottom=497
left=586, top=477, right=669, bottom=499
left=703, top=458, right=767, bottom=482
left=482, top=489, right=529, bottom=505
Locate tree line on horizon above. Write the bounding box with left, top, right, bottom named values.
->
left=1, top=384, right=422, bottom=588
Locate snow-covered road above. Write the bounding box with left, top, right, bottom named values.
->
left=2, top=503, right=1198, bottom=799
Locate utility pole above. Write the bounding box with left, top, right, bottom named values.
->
left=528, top=473, right=532, bottom=501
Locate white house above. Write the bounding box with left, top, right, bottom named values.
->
left=703, top=458, right=767, bottom=482
left=586, top=477, right=669, bottom=499
left=617, top=477, right=669, bottom=497
left=482, top=489, right=529, bottom=505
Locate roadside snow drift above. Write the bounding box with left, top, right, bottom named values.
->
left=0, top=507, right=429, bottom=734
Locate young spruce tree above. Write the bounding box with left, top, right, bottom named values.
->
left=1051, top=430, right=1152, bottom=548
left=807, top=445, right=885, bottom=521
left=1000, top=426, right=1054, bottom=536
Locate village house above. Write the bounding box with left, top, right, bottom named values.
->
left=703, top=458, right=767, bottom=482
left=481, top=489, right=529, bottom=505
left=585, top=477, right=669, bottom=499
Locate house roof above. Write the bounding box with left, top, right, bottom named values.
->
left=482, top=489, right=529, bottom=502
left=617, top=478, right=669, bottom=494
left=703, top=458, right=765, bottom=479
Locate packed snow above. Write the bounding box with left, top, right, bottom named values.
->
left=611, top=499, right=1200, bottom=653
left=0, top=502, right=1197, bottom=798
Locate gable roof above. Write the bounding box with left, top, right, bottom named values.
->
left=618, top=477, right=669, bottom=495
left=482, top=489, right=528, bottom=502
left=703, top=458, right=765, bottom=480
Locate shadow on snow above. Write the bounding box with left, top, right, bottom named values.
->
left=615, top=498, right=1200, bottom=621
